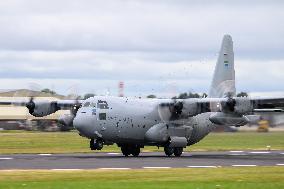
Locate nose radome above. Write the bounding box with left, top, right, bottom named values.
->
left=73, top=115, right=89, bottom=136
left=73, top=113, right=97, bottom=139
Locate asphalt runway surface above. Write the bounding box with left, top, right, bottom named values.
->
left=0, top=151, right=283, bottom=170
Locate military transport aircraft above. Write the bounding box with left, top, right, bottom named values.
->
left=1, top=35, right=284, bottom=157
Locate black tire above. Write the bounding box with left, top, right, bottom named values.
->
left=121, top=146, right=130, bottom=157
left=174, top=147, right=183, bottom=157
left=90, top=139, right=104, bottom=150
left=96, top=140, right=104, bottom=150
left=90, top=139, right=96, bottom=150
left=164, top=146, right=174, bottom=156
left=131, top=147, right=140, bottom=157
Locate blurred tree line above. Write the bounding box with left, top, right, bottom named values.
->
left=147, top=92, right=248, bottom=99
left=41, top=88, right=248, bottom=99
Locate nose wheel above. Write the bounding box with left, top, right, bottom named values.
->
left=90, top=138, right=104, bottom=150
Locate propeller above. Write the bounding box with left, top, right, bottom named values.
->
left=220, top=93, right=236, bottom=113
left=209, top=79, right=236, bottom=112
left=65, top=84, right=81, bottom=116
left=158, top=99, right=184, bottom=123
left=25, top=82, right=43, bottom=115
left=58, top=84, right=82, bottom=130
left=71, top=97, right=81, bottom=116
left=11, top=82, right=41, bottom=119
left=26, top=96, right=35, bottom=114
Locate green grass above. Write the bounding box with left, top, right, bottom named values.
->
left=0, top=130, right=283, bottom=154
left=0, top=167, right=283, bottom=189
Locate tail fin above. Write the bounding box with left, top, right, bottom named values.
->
left=209, top=34, right=236, bottom=98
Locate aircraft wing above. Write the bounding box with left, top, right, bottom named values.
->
left=157, top=96, right=284, bottom=122
left=0, top=99, right=83, bottom=109
left=0, top=99, right=84, bottom=117
left=194, top=97, right=284, bottom=114
left=250, top=97, right=284, bottom=110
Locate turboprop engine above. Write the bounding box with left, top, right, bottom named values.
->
left=26, top=99, right=60, bottom=117
left=57, top=114, right=75, bottom=131
left=209, top=112, right=249, bottom=126
left=58, top=114, right=74, bottom=127
left=210, top=97, right=254, bottom=126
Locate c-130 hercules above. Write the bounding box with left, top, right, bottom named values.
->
left=1, top=35, right=284, bottom=157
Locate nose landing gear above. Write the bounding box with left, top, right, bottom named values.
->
left=90, top=138, right=104, bottom=150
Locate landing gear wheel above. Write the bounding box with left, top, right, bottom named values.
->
left=90, top=139, right=104, bottom=150
left=164, top=146, right=174, bottom=156
left=96, top=140, right=104, bottom=150
left=174, top=147, right=183, bottom=157
left=90, top=139, right=96, bottom=150
left=131, top=147, right=140, bottom=157
left=121, top=145, right=141, bottom=157
left=121, top=146, right=131, bottom=157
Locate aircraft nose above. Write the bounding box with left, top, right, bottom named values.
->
left=73, top=115, right=83, bottom=130
left=73, top=114, right=93, bottom=138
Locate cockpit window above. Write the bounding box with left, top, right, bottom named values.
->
left=83, top=102, right=91, bottom=107
left=90, top=102, right=96, bottom=108
left=97, top=100, right=109, bottom=109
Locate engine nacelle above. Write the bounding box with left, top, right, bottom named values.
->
left=58, top=114, right=74, bottom=127
left=58, top=114, right=75, bottom=131
left=29, top=101, right=60, bottom=117
left=209, top=112, right=249, bottom=126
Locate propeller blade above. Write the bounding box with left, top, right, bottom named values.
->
left=158, top=100, right=184, bottom=123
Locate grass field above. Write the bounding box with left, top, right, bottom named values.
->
left=0, top=130, right=283, bottom=154
left=0, top=167, right=283, bottom=189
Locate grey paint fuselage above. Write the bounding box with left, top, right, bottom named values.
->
left=73, top=96, right=216, bottom=146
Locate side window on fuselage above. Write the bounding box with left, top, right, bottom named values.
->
left=99, top=113, right=106, bottom=120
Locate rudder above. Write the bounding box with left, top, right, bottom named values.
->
left=209, top=35, right=236, bottom=98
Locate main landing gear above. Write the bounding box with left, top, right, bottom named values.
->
left=164, top=146, right=183, bottom=157
left=90, top=138, right=104, bottom=150
left=121, top=144, right=141, bottom=157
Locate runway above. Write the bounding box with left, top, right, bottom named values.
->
left=0, top=151, right=283, bottom=170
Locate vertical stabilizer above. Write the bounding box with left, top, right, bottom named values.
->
left=209, top=35, right=236, bottom=98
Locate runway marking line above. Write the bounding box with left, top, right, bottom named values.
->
left=99, top=168, right=131, bottom=170
left=230, top=151, right=244, bottom=153
left=276, top=164, right=284, bottom=166
left=249, top=152, right=270, bottom=154
left=51, top=169, right=82, bottom=171
left=232, top=165, right=257, bottom=167
left=107, top=153, right=120, bottom=155
left=187, top=166, right=218, bottom=168
left=38, top=154, right=52, bottom=156
left=229, top=154, right=246, bottom=156
left=281, top=153, right=284, bottom=155
left=0, top=157, right=13, bottom=160
left=143, top=167, right=171, bottom=169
